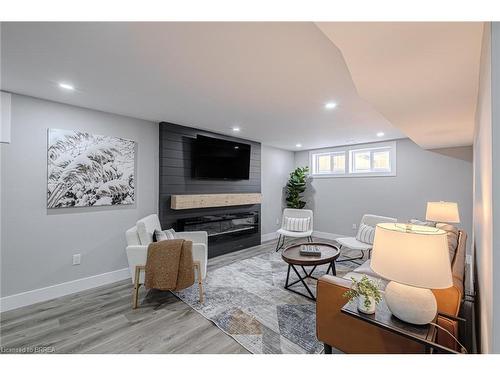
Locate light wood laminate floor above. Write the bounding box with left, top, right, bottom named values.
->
left=0, top=237, right=337, bottom=354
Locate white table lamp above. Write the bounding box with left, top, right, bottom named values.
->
left=425, top=201, right=460, bottom=223
left=371, top=223, right=452, bottom=325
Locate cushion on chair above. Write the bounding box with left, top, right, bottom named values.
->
left=283, top=216, right=310, bottom=232
left=436, top=223, right=459, bottom=263
left=277, top=228, right=313, bottom=238
left=355, top=223, right=375, bottom=244
left=153, top=229, right=167, bottom=242
left=153, top=228, right=176, bottom=242
left=336, top=237, right=373, bottom=251
left=165, top=228, right=176, bottom=239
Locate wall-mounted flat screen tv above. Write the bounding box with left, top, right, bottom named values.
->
left=193, top=135, right=251, bottom=180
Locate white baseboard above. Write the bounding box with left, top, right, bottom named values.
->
left=261, top=231, right=342, bottom=243
left=1, top=231, right=344, bottom=313
left=0, top=268, right=131, bottom=313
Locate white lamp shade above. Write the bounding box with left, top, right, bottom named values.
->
left=425, top=201, right=460, bottom=223
left=371, top=223, right=452, bottom=289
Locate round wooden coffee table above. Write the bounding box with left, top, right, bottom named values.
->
left=281, top=242, right=340, bottom=301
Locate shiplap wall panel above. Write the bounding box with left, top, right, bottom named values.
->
left=159, top=122, right=261, bottom=257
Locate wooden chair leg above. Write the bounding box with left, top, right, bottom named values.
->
left=194, top=261, right=204, bottom=303
left=132, top=265, right=144, bottom=309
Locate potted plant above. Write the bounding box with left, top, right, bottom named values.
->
left=285, top=166, right=309, bottom=209
left=343, top=275, right=382, bottom=314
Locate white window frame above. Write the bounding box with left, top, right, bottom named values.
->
left=309, top=141, right=397, bottom=178
left=311, top=150, right=346, bottom=176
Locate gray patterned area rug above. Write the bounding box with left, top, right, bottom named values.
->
left=174, top=249, right=358, bottom=354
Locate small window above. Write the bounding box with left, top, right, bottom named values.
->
left=316, top=154, right=331, bottom=173
left=332, top=153, right=346, bottom=173
left=349, top=146, right=393, bottom=175
left=373, top=150, right=391, bottom=171
left=310, top=141, right=396, bottom=178
left=351, top=150, right=371, bottom=173
left=312, top=151, right=346, bottom=175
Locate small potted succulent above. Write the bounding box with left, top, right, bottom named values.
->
left=343, top=275, right=382, bottom=314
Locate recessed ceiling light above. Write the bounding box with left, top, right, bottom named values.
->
left=376, top=132, right=385, bottom=137
left=58, top=82, right=75, bottom=91
left=324, top=102, right=337, bottom=110
left=232, top=126, right=241, bottom=132
left=296, top=143, right=302, bottom=148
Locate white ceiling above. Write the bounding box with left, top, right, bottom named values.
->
left=1, top=22, right=403, bottom=150
left=317, top=22, right=484, bottom=149
left=1, top=22, right=483, bottom=150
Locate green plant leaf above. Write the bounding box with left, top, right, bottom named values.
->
left=285, top=166, right=309, bottom=208
left=342, top=275, right=383, bottom=304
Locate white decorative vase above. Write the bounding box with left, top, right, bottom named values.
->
left=357, top=296, right=376, bottom=314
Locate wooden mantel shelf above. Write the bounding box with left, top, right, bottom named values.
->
left=171, top=193, right=262, bottom=210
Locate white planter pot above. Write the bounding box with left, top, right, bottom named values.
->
left=357, top=296, right=376, bottom=314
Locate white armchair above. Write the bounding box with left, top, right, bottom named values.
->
left=275, top=208, right=314, bottom=251
left=336, top=214, right=397, bottom=264
left=125, top=214, right=208, bottom=287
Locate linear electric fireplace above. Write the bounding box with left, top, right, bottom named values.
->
left=177, top=211, right=260, bottom=258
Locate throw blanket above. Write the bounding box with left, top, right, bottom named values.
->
left=145, top=239, right=195, bottom=291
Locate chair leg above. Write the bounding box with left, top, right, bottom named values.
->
left=336, top=245, right=367, bottom=264
left=132, top=265, right=143, bottom=309
left=275, top=234, right=281, bottom=251
left=275, top=234, right=285, bottom=252
left=194, top=261, right=204, bottom=303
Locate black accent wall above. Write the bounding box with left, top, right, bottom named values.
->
left=159, top=122, right=261, bottom=257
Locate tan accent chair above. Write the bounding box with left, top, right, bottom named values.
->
left=316, top=229, right=467, bottom=353
left=125, top=214, right=207, bottom=308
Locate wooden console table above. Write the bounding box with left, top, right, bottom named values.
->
left=341, top=299, right=459, bottom=354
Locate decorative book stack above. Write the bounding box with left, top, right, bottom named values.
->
left=300, top=244, right=321, bottom=256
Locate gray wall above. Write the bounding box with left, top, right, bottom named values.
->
left=473, top=22, right=500, bottom=354
left=473, top=22, right=493, bottom=354
left=261, top=145, right=295, bottom=237
left=0, top=94, right=158, bottom=297
left=295, top=138, right=473, bottom=245
left=492, top=21, right=500, bottom=355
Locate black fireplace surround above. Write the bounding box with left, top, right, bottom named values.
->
left=178, top=211, right=259, bottom=258
left=159, top=122, right=262, bottom=258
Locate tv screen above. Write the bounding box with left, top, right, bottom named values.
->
left=193, top=135, right=251, bottom=180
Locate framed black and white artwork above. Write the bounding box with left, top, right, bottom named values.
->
left=47, top=129, right=136, bottom=208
